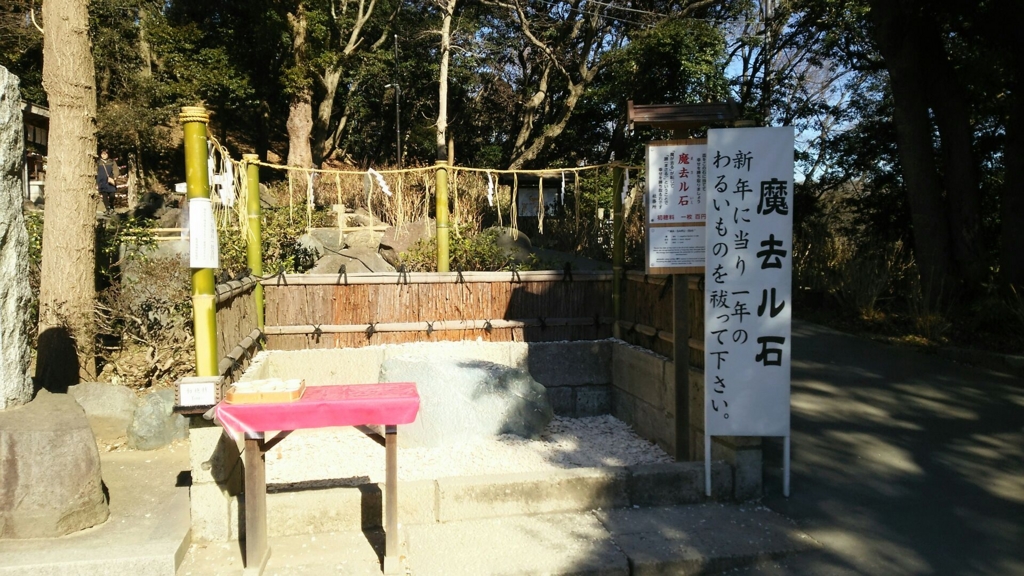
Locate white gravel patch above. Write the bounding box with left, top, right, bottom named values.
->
left=264, top=415, right=671, bottom=487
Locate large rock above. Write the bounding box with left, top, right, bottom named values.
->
left=0, top=390, right=109, bottom=538
left=344, top=229, right=384, bottom=251
left=69, top=382, right=139, bottom=441
left=380, top=218, right=433, bottom=267
left=309, top=248, right=396, bottom=274
left=0, top=66, right=33, bottom=410
left=127, top=389, right=188, bottom=450
left=379, top=356, right=553, bottom=448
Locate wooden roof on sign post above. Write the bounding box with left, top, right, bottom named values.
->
left=627, top=100, right=740, bottom=131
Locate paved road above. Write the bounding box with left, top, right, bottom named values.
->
left=747, top=321, right=1024, bottom=575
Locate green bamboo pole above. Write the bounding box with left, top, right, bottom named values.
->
left=180, top=106, right=218, bottom=377
left=612, top=165, right=624, bottom=339
left=435, top=160, right=450, bottom=272
left=243, top=154, right=265, bottom=330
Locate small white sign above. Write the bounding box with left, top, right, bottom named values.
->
left=189, top=197, right=219, bottom=269
left=649, top=226, right=706, bottom=269
left=179, top=381, right=217, bottom=407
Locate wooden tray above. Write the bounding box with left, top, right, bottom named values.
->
left=225, top=379, right=306, bottom=404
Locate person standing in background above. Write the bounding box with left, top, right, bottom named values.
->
left=96, top=149, right=119, bottom=214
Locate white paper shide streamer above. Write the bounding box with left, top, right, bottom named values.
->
left=487, top=172, right=495, bottom=207
left=622, top=169, right=630, bottom=203
left=367, top=168, right=392, bottom=197
left=560, top=172, right=565, bottom=205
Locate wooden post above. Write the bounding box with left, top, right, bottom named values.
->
left=611, top=165, right=624, bottom=339
left=673, top=274, right=692, bottom=461
left=243, top=434, right=271, bottom=575
left=180, top=106, right=218, bottom=377
left=383, top=425, right=400, bottom=574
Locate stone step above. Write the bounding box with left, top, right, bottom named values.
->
left=231, top=461, right=736, bottom=539
left=178, top=503, right=820, bottom=576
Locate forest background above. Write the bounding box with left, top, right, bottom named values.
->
left=2, top=0, right=1024, bottom=378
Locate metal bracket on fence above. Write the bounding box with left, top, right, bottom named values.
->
left=273, top=267, right=288, bottom=286
left=538, top=317, right=547, bottom=330
left=563, top=262, right=573, bottom=282
left=483, top=320, right=493, bottom=333
left=365, top=322, right=377, bottom=338
left=511, top=265, right=521, bottom=284
left=659, top=274, right=673, bottom=300
left=397, top=264, right=409, bottom=285
left=643, top=273, right=650, bottom=284
left=594, top=313, right=601, bottom=327
left=312, top=324, right=323, bottom=343
left=337, top=264, right=348, bottom=285
left=426, top=321, right=435, bottom=336
left=698, top=276, right=705, bottom=292
left=455, top=266, right=466, bottom=284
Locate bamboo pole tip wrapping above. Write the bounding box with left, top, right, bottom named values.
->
left=243, top=153, right=260, bottom=162
left=179, top=106, right=210, bottom=124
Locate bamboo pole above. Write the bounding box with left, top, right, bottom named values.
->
left=180, top=105, right=219, bottom=377
left=612, top=165, right=625, bottom=339
left=243, top=154, right=265, bottom=330
left=435, top=160, right=450, bottom=272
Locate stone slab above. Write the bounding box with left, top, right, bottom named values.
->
left=259, top=347, right=385, bottom=385
left=405, top=512, right=630, bottom=576
left=576, top=385, right=612, bottom=417
left=0, top=65, right=32, bottom=411
left=521, top=340, right=612, bottom=386
left=436, top=468, right=628, bottom=522
left=612, top=343, right=668, bottom=408
left=595, top=504, right=819, bottom=575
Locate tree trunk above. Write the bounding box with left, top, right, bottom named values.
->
left=1002, top=86, right=1024, bottom=287
left=38, top=0, right=99, bottom=386
left=435, top=0, right=456, bottom=161
left=286, top=5, right=314, bottom=168
left=508, top=81, right=588, bottom=170
left=286, top=92, right=314, bottom=168
left=916, top=15, right=983, bottom=291
left=312, top=66, right=343, bottom=165
left=868, top=0, right=956, bottom=299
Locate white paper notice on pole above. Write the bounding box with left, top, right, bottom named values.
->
left=646, top=141, right=707, bottom=224
left=189, top=197, right=219, bottom=269
left=704, top=127, right=793, bottom=437
left=645, top=140, right=707, bottom=275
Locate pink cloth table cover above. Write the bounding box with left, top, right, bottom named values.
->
left=214, top=383, right=420, bottom=437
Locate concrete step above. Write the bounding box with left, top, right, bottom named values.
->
left=219, top=461, right=737, bottom=541
left=178, top=503, right=819, bottom=576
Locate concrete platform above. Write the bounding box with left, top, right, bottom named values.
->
left=176, top=503, right=817, bottom=575
left=0, top=443, right=192, bottom=576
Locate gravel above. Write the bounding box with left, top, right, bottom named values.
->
left=264, top=415, right=671, bottom=487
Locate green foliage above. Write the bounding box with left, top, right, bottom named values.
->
left=0, top=1, right=44, bottom=103
left=400, top=226, right=543, bottom=273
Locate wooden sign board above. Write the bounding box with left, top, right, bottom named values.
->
left=645, top=139, right=707, bottom=275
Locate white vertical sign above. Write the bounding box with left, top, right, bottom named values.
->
left=189, top=197, right=219, bottom=269
left=704, top=127, right=793, bottom=438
